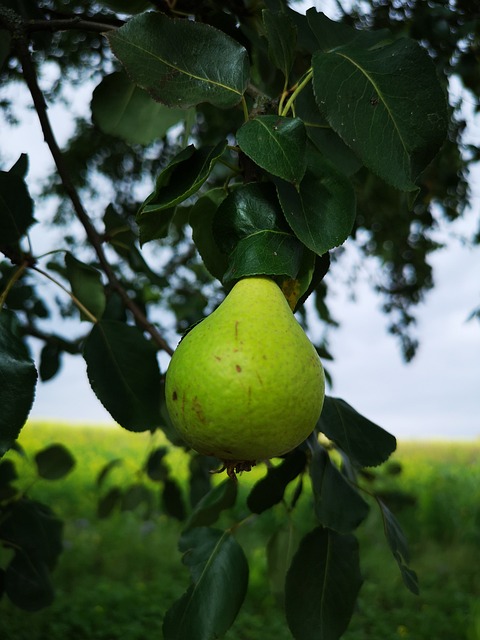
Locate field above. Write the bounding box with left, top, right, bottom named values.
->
left=1, top=421, right=479, bottom=640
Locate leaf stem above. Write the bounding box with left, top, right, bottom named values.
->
left=281, top=69, right=313, bottom=117
left=241, top=95, right=249, bottom=122
left=31, top=265, right=98, bottom=324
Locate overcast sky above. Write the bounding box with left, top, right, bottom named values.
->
left=1, top=5, right=479, bottom=441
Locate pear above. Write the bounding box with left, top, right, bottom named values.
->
left=165, top=277, right=325, bottom=472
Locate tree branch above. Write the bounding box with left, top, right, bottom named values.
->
left=12, top=30, right=174, bottom=356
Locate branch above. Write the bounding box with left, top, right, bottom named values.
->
left=23, top=323, right=85, bottom=355
left=25, top=17, right=119, bottom=34
left=12, top=31, right=174, bottom=356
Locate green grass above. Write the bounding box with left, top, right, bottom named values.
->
left=1, top=422, right=479, bottom=640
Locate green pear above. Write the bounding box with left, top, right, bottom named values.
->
left=165, top=277, right=325, bottom=470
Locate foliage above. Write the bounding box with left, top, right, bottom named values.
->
left=0, top=1, right=478, bottom=638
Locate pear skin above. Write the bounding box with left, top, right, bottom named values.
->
left=165, top=277, right=325, bottom=466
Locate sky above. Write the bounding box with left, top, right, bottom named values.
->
left=1, top=4, right=479, bottom=442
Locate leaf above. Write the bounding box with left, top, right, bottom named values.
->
left=285, top=526, right=363, bottom=640
left=0, top=459, right=17, bottom=487
left=189, top=189, right=229, bottom=281
left=247, top=449, right=307, bottom=514
left=377, top=498, right=419, bottom=595
left=163, top=478, right=186, bottom=521
left=65, top=253, right=106, bottom=321
left=4, top=553, right=54, bottom=612
left=0, top=29, right=11, bottom=70
left=34, top=444, right=75, bottom=480
left=145, top=446, right=168, bottom=482
left=38, top=343, right=61, bottom=382
left=312, top=37, right=448, bottom=190
left=275, top=149, right=356, bottom=256
left=0, top=162, right=35, bottom=244
left=96, top=458, right=123, bottom=488
left=83, top=320, right=162, bottom=432
left=237, top=116, right=307, bottom=183
left=97, top=486, right=123, bottom=518
left=121, top=483, right=153, bottom=514
left=163, top=527, right=248, bottom=640
left=184, top=478, right=237, bottom=532
left=188, top=455, right=219, bottom=508
left=262, top=9, right=297, bottom=80
left=309, top=448, right=369, bottom=534
left=213, top=181, right=307, bottom=282
left=92, top=71, right=188, bottom=145
left=107, top=12, right=249, bottom=109
left=267, top=521, right=299, bottom=603
left=137, top=141, right=226, bottom=244
left=0, top=310, right=37, bottom=457
left=319, top=396, right=397, bottom=468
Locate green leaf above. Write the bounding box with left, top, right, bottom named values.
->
left=96, top=459, right=123, bottom=488
left=0, top=310, right=37, bottom=457
left=267, top=521, right=299, bottom=604
left=83, top=320, right=162, bottom=432
left=262, top=9, right=297, bottom=80
left=121, top=483, right=153, bottom=514
left=0, top=459, right=17, bottom=487
left=163, top=527, right=248, bottom=640
left=285, top=527, right=363, bottom=640
left=319, top=396, right=397, bottom=468
left=163, top=478, right=186, bottom=521
left=237, top=116, right=307, bottom=183
left=213, top=181, right=307, bottom=282
left=247, top=450, right=307, bottom=514
left=275, top=149, right=356, bottom=256
left=377, top=498, right=419, bottom=595
left=107, top=12, right=249, bottom=109
left=145, top=446, right=168, bottom=482
left=92, top=71, right=189, bottom=145
left=97, top=486, right=123, bottom=518
left=38, top=343, right=61, bottom=382
left=0, top=29, right=11, bottom=70
left=0, top=161, right=35, bottom=244
left=312, top=37, right=448, bottom=190
left=295, top=84, right=362, bottom=176
left=184, top=478, right=237, bottom=532
left=34, top=444, right=75, bottom=480
left=309, top=448, right=369, bottom=534
left=306, top=9, right=392, bottom=52
left=65, top=253, right=106, bottom=321
left=137, top=141, right=226, bottom=245
left=4, top=553, right=53, bottom=612
left=189, top=189, right=229, bottom=281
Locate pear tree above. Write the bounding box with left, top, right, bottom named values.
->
left=0, top=0, right=471, bottom=637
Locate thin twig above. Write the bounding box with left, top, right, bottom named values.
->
left=12, top=30, right=174, bottom=355
left=25, top=17, right=119, bottom=33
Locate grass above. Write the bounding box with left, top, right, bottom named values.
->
left=1, top=422, right=479, bottom=640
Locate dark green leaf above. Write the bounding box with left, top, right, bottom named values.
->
left=163, top=478, right=186, bottom=521
left=65, top=253, right=106, bottom=321
left=96, top=458, right=123, bottom=487
left=92, top=71, right=188, bottom=145
left=189, top=189, right=229, bottom=281
left=163, top=527, right=248, bottom=640
left=237, top=116, right=307, bottom=183
left=0, top=459, right=17, bottom=487
left=97, top=486, right=123, bottom=518
left=306, top=9, right=392, bottom=52
left=263, top=9, right=297, bottom=80
left=312, top=37, right=448, bottom=190
left=0, top=30, right=11, bottom=70
left=107, top=12, right=249, bottom=109
left=285, top=526, right=363, bottom=640
left=146, top=446, right=168, bottom=481
left=377, top=498, right=419, bottom=595
left=267, top=521, right=299, bottom=603
left=34, top=444, right=75, bottom=480
left=121, top=483, right=153, bottom=514
left=319, top=396, right=397, bottom=468
left=8, top=154, right=29, bottom=179
left=4, top=553, right=54, bottom=612
left=137, top=142, right=226, bottom=244
left=309, top=448, right=369, bottom=533
left=83, top=320, right=162, bottom=432
left=188, top=455, right=219, bottom=508
left=0, top=163, right=35, bottom=244
left=247, top=450, right=307, bottom=514
left=0, top=310, right=37, bottom=457
left=39, top=343, right=61, bottom=382
left=213, top=181, right=307, bottom=282
left=275, top=149, right=356, bottom=256
left=184, top=478, right=237, bottom=531
left=295, top=84, right=362, bottom=176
